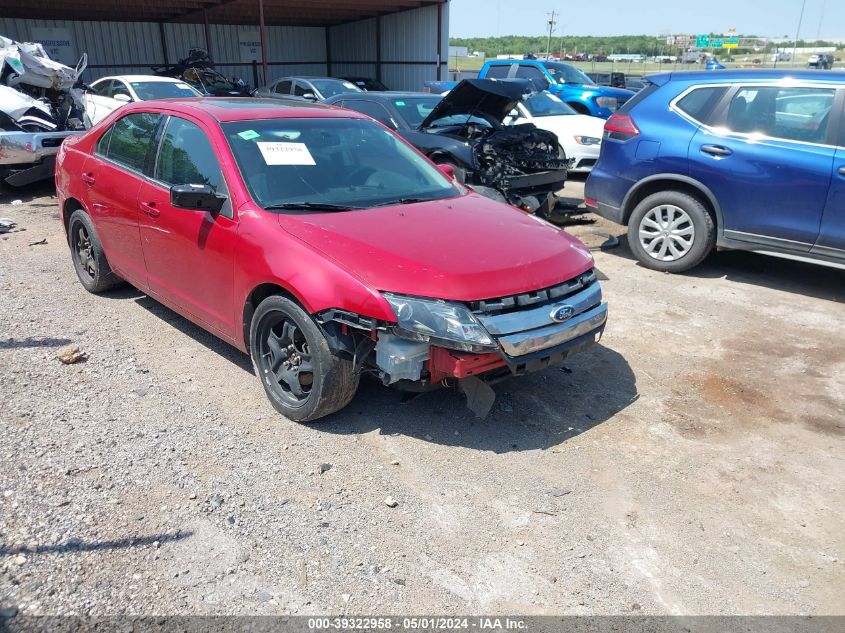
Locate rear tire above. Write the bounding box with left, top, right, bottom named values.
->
left=249, top=295, right=359, bottom=422
left=626, top=191, right=716, bottom=273
left=68, top=209, right=125, bottom=293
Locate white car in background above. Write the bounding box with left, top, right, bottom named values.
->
left=83, top=75, right=200, bottom=124
left=506, top=91, right=606, bottom=173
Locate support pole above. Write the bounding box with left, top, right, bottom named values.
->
left=325, top=27, right=332, bottom=76
left=436, top=2, right=443, bottom=80
left=158, top=21, right=169, bottom=65
left=203, top=8, right=212, bottom=57
left=376, top=14, right=382, bottom=82
left=258, top=0, right=269, bottom=86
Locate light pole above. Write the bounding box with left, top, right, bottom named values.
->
left=545, top=10, right=557, bottom=60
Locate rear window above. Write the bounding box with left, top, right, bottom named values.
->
left=618, top=81, right=658, bottom=114
left=675, top=86, right=728, bottom=124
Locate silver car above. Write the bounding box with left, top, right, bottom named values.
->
left=254, top=76, right=362, bottom=102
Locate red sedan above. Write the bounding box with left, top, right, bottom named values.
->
left=56, top=97, right=607, bottom=421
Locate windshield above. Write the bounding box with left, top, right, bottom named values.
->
left=310, top=79, right=361, bottom=99
left=391, top=96, right=442, bottom=127
left=522, top=91, right=576, bottom=117
left=223, top=117, right=458, bottom=211
left=131, top=81, right=200, bottom=100
left=544, top=63, right=596, bottom=86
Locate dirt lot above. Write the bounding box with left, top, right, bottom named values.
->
left=1, top=178, right=843, bottom=616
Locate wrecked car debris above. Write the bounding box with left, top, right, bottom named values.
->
left=151, top=48, right=250, bottom=96
left=0, top=217, right=17, bottom=233
left=416, top=79, right=568, bottom=216
left=0, top=35, right=88, bottom=187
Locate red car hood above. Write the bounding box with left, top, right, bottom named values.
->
left=277, top=192, right=593, bottom=302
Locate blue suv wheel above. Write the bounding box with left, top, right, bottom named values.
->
left=627, top=191, right=716, bottom=272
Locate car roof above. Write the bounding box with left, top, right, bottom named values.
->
left=650, top=68, right=845, bottom=84
left=121, top=97, right=368, bottom=122
left=327, top=91, right=435, bottom=100
left=95, top=75, right=187, bottom=83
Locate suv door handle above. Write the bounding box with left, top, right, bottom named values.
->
left=81, top=172, right=95, bottom=185
left=838, top=166, right=845, bottom=176
left=701, top=144, right=733, bottom=157
left=140, top=201, right=160, bottom=218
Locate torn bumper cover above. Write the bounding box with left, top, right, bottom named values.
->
left=368, top=270, right=607, bottom=386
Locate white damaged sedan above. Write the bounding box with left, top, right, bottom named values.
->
left=82, top=75, right=200, bottom=124
left=506, top=91, right=606, bottom=173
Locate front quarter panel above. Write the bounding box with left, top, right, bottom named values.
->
left=233, top=207, right=396, bottom=351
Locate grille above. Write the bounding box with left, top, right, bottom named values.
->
left=468, top=269, right=597, bottom=315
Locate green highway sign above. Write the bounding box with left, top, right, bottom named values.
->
left=695, top=35, right=740, bottom=49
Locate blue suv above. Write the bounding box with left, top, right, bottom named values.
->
left=584, top=70, right=845, bottom=272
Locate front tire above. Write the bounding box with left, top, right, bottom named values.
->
left=627, top=191, right=716, bottom=273
left=249, top=295, right=359, bottom=422
left=68, top=209, right=124, bottom=293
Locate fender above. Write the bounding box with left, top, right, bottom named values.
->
left=621, top=173, right=725, bottom=231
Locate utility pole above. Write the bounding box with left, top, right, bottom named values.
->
left=545, top=10, right=557, bottom=60
left=792, top=0, right=806, bottom=67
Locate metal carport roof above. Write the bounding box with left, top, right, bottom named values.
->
left=0, top=0, right=447, bottom=26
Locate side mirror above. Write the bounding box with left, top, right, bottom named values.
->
left=437, top=164, right=455, bottom=180
left=170, top=184, right=226, bottom=213
left=302, top=92, right=318, bottom=101
left=113, top=93, right=132, bottom=103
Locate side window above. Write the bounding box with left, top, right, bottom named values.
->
left=102, top=112, right=161, bottom=172
left=274, top=80, right=292, bottom=94
left=726, top=86, right=835, bottom=144
left=342, top=100, right=393, bottom=126
left=155, top=117, right=223, bottom=190
left=484, top=64, right=511, bottom=79
left=675, top=86, right=727, bottom=124
left=293, top=81, right=310, bottom=97
left=91, top=80, right=113, bottom=97
left=112, top=81, right=131, bottom=99
left=516, top=65, right=546, bottom=80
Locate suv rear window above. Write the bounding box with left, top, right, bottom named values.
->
left=675, top=86, right=728, bottom=124
left=618, top=82, right=658, bottom=114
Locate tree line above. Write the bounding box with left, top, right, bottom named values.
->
left=449, top=35, right=843, bottom=57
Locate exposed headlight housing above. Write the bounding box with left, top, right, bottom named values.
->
left=383, top=293, right=495, bottom=352
left=574, top=135, right=601, bottom=146
left=595, top=96, right=620, bottom=112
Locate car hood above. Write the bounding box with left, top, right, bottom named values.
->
left=277, top=192, right=594, bottom=302
left=528, top=113, right=605, bottom=142
left=419, top=78, right=539, bottom=130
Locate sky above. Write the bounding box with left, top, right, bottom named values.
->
left=449, top=0, right=845, bottom=40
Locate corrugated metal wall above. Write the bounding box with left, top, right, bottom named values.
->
left=0, top=4, right=445, bottom=91
left=328, top=4, right=447, bottom=90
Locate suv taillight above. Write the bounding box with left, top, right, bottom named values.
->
left=604, top=114, right=640, bottom=138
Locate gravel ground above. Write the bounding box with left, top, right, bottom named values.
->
left=0, top=179, right=843, bottom=616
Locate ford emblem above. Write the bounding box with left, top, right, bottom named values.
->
left=550, top=304, right=576, bottom=322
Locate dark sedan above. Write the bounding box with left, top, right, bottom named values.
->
left=324, top=81, right=568, bottom=216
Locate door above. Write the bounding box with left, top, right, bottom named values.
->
left=84, top=79, right=119, bottom=125
left=689, top=84, right=837, bottom=249
left=82, top=111, right=161, bottom=285
left=137, top=115, right=237, bottom=337
left=815, top=147, right=845, bottom=255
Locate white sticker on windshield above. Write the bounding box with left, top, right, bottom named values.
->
left=257, top=142, right=316, bottom=166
